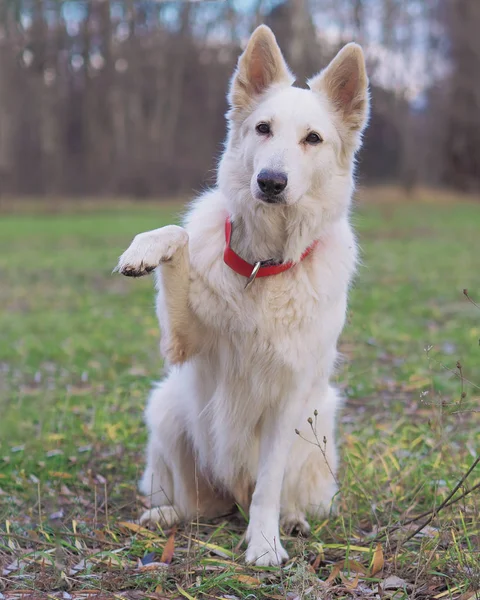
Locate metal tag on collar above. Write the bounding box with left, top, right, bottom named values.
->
left=244, top=261, right=262, bottom=290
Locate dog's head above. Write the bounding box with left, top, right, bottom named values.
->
left=218, top=25, right=369, bottom=213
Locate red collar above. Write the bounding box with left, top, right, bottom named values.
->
left=223, top=216, right=318, bottom=286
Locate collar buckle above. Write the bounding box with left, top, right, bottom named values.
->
left=244, top=261, right=262, bottom=290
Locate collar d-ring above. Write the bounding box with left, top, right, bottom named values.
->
left=244, top=261, right=262, bottom=290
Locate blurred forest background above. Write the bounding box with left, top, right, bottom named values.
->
left=0, top=0, right=479, bottom=198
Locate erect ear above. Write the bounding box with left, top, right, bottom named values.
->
left=308, top=43, right=369, bottom=133
left=228, top=25, right=294, bottom=116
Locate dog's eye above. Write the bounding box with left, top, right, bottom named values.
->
left=305, top=132, right=323, bottom=145
left=256, top=122, right=271, bottom=135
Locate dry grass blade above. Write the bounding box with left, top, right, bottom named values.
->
left=118, top=521, right=165, bottom=539
left=186, top=536, right=235, bottom=558
left=176, top=584, right=197, bottom=600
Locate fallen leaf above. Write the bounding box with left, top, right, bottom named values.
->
left=325, top=559, right=367, bottom=584
left=160, top=525, right=176, bottom=564
left=105, top=423, right=121, bottom=441
left=27, top=530, right=42, bottom=542
left=141, top=551, right=158, bottom=566
left=311, top=552, right=323, bottom=572
left=69, top=559, right=90, bottom=575
left=49, top=510, right=64, bottom=520
left=232, top=574, right=261, bottom=587
left=3, top=559, right=21, bottom=575
left=77, top=445, right=92, bottom=453
left=92, top=529, right=109, bottom=543
left=47, top=433, right=65, bottom=442
left=381, top=575, right=410, bottom=590
left=138, top=562, right=168, bottom=571
left=46, top=449, right=64, bottom=457
left=345, top=559, right=367, bottom=575
left=370, top=542, right=384, bottom=575
left=48, top=471, right=72, bottom=479
left=340, top=571, right=359, bottom=589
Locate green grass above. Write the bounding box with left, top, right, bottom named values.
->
left=0, top=198, right=479, bottom=599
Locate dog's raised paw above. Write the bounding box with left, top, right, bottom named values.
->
left=114, top=225, right=189, bottom=277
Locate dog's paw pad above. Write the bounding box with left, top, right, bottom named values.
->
left=120, top=263, right=156, bottom=278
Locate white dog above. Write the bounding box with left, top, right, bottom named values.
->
left=115, top=25, right=369, bottom=566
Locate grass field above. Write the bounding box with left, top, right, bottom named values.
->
left=0, top=196, right=479, bottom=599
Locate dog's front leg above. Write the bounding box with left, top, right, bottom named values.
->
left=245, top=403, right=299, bottom=566
left=114, top=225, right=200, bottom=364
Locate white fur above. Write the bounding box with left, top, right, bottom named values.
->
left=115, top=26, right=369, bottom=566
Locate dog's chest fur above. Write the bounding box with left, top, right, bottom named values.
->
left=188, top=202, right=319, bottom=362
left=184, top=190, right=355, bottom=360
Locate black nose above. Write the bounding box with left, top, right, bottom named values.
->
left=257, top=169, right=288, bottom=197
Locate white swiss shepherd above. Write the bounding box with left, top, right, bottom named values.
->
left=115, top=25, right=369, bottom=566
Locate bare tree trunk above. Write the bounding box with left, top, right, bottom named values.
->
left=160, top=4, right=192, bottom=162
left=0, top=37, right=16, bottom=195
left=289, top=0, right=316, bottom=81
left=442, top=0, right=480, bottom=191
left=96, top=0, right=114, bottom=193
left=352, top=0, right=365, bottom=44
left=81, top=1, right=93, bottom=193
